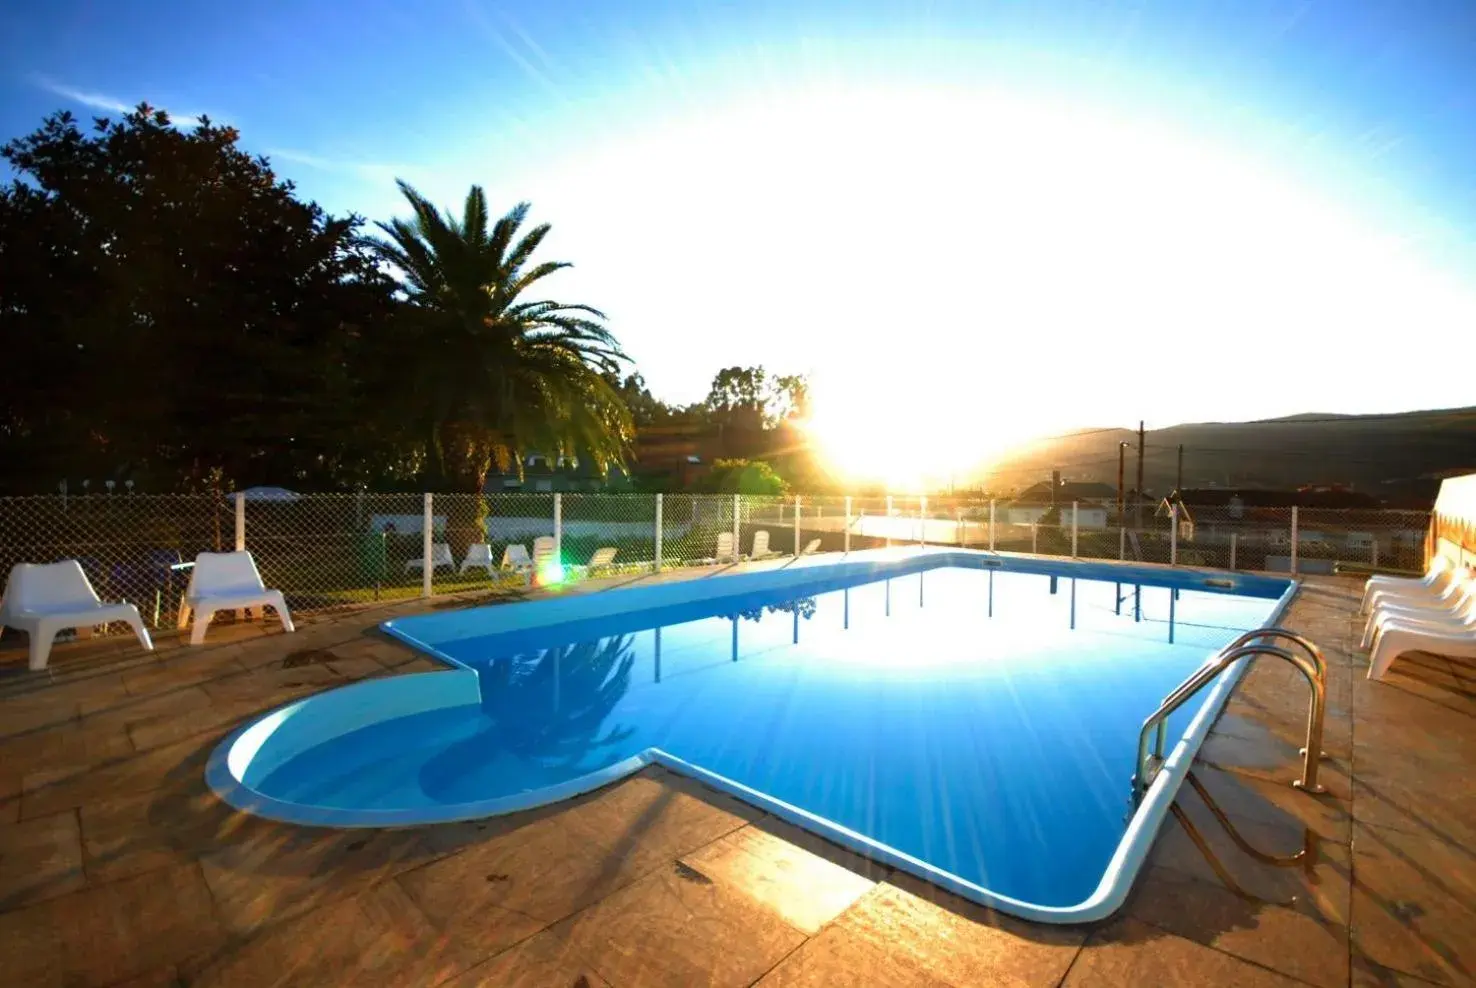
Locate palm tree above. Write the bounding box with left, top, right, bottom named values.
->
left=365, top=181, right=633, bottom=496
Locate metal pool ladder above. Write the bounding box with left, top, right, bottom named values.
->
left=1131, top=628, right=1328, bottom=805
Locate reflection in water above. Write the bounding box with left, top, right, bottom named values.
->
left=480, top=636, right=637, bottom=763
left=721, top=596, right=818, bottom=657
left=421, top=636, right=638, bottom=796
left=729, top=596, right=818, bottom=622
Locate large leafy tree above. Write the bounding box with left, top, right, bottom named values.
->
left=364, top=182, right=632, bottom=495
left=0, top=106, right=401, bottom=493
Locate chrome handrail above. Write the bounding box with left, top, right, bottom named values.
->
left=1222, top=627, right=1327, bottom=681
left=1154, top=627, right=1329, bottom=762
left=1133, top=641, right=1327, bottom=803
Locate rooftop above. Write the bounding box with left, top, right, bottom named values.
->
left=0, top=563, right=1471, bottom=986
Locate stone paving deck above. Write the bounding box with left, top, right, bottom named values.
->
left=1, top=567, right=1472, bottom=987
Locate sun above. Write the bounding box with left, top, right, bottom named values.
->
left=803, top=376, right=1010, bottom=491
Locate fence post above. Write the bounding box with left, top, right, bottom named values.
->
left=919, top=495, right=927, bottom=547
left=1071, top=501, right=1079, bottom=558
left=1290, top=506, right=1299, bottom=575
left=989, top=499, right=996, bottom=551
left=793, top=495, right=802, bottom=556
left=844, top=495, right=852, bottom=554
left=654, top=494, right=663, bottom=572
left=733, top=494, right=740, bottom=556
left=1371, top=538, right=1379, bottom=569
left=553, top=493, right=562, bottom=563
left=956, top=508, right=964, bottom=546
left=1230, top=532, right=1238, bottom=570
left=234, top=492, right=246, bottom=552
left=1119, top=525, right=1126, bottom=561
left=1170, top=503, right=1179, bottom=565
left=885, top=495, right=893, bottom=547
left=1032, top=522, right=1039, bottom=555
left=422, top=493, right=434, bottom=598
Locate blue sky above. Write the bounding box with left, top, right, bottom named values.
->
left=5, top=1, right=1476, bottom=454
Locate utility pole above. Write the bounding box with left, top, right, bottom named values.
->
left=1135, top=420, right=1145, bottom=529
left=1176, top=444, right=1184, bottom=493
left=1117, top=442, right=1127, bottom=523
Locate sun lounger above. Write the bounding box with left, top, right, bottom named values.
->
left=1368, top=622, right=1476, bottom=680
left=747, top=530, right=779, bottom=560
left=1364, top=596, right=1476, bottom=648
left=1361, top=556, right=1453, bottom=613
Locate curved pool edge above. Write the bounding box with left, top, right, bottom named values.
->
left=204, top=555, right=1301, bottom=924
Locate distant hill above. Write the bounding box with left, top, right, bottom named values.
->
left=976, top=406, right=1476, bottom=507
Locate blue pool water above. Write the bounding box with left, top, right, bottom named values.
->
left=244, top=563, right=1287, bottom=913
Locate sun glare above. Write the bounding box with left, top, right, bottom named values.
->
left=528, top=82, right=1476, bottom=464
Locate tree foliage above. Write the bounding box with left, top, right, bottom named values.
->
left=0, top=107, right=402, bottom=493
left=694, top=458, right=789, bottom=496
left=363, top=181, right=632, bottom=494
left=704, top=366, right=807, bottom=429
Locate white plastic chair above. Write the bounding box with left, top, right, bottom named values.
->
left=0, top=561, right=154, bottom=670
left=1361, top=556, right=1454, bottom=613
left=459, top=543, right=496, bottom=576
left=532, top=536, right=557, bottom=568
left=748, top=530, right=778, bottom=560
left=714, top=531, right=737, bottom=563
left=177, top=551, right=294, bottom=645
left=799, top=538, right=822, bottom=556
left=405, top=542, right=454, bottom=574
left=500, top=544, right=532, bottom=574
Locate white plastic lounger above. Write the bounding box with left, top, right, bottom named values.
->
left=748, top=530, right=779, bottom=560
left=532, top=536, right=557, bottom=568
left=1364, top=572, right=1467, bottom=616
left=713, top=531, right=737, bottom=564
left=178, top=551, right=294, bottom=646
left=1361, top=557, right=1452, bottom=612
left=568, top=546, right=618, bottom=579
left=406, top=542, right=454, bottom=574
left=459, top=543, right=496, bottom=576
left=1363, top=594, right=1476, bottom=649
left=799, top=538, right=822, bottom=555
left=0, top=561, right=154, bottom=670
left=1368, top=623, right=1476, bottom=680
left=586, top=546, right=618, bottom=572
left=1362, top=578, right=1475, bottom=644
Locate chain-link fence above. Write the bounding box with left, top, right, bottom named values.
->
left=0, top=492, right=1433, bottom=638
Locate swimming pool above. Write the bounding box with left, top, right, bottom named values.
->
left=207, top=551, right=1294, bottom=922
